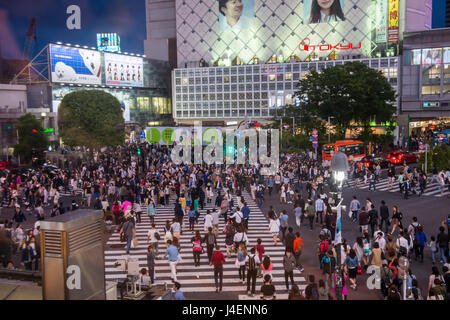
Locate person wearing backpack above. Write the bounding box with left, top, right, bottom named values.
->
left=317, top=235, right=330, bottom=269
left=306, top=201, right=316, bottom=231
left=191, top=231, right=203, bottom=278
left=236, top=243, right=247, bottom=284
left=321, top=250, right=336, bottom=283
left=305, top=275, right=319, bottom=300
left=380, top=261, right=393, bottom=298
left=210, top=245, right=226, bottom=293
left=283, top=250, right=296, bottom=291
left=414, top=226, right=427, bottom=263
left=147, top=224, right=160, bottom=258
left=278, top=211, right=289, bottom=241
left=245, top=248, right=260, bottom=297
left=203, top=227, right=216, bottom=263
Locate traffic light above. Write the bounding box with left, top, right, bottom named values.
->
left=32, top=129, right=37, bottom=133
left=6, top=125, right=12, bottom=130
left=137, top=148, right=141, bottom=155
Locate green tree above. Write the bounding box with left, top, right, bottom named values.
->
left=13, top=113, right=49, bottom=163
left=418, top=144, right=450, bottom=172
left=294, top=61, right=397, bottom=133
left=58, top=90, right=125, bottom=153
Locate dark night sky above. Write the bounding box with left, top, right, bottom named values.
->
left=0, top=0, right=146, bottom=59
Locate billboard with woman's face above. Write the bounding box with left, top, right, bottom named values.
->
left=304, top=0, right=345, bottom=24
left=218, top=0, right=254, bottom=31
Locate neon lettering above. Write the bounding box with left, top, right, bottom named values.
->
left=297, top=38, right=362, bottom=52
left=319, top=45, right=332, bottom=51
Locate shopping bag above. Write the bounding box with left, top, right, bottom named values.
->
left=132, top=238, right=139, bottom=248
left=357, top=265, right=363, bottom=275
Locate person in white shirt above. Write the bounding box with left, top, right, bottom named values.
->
left=315, top=197, right=324, bottom=224
left=211, top=209, right=220, bottom=236
left=349, top=196, right=360, bottom=223
left=230, top=207, right=243, bottom=225
left=204, top=211, right=214, bottom=232
left=375, top=232, right=386, bottom=251
left=396, top=232, right=410, bottom=256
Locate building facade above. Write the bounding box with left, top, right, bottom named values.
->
left=400, top=28, right=450, bottom=136
left=161, top=0, right=428, bottom=124
left=172, top=57, right=399, bottom=124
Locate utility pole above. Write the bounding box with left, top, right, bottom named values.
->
left=328, top=116, right=334, bottom=143
left=292, top=117, right=295, bottom=135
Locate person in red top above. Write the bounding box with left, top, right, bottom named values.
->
left=210, top=245, right=226, bottom=293
left=254, top=238, right=265, bottom=278
left=293, top=232, right=304, bottom=272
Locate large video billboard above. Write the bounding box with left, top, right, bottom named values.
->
left=176, top=0, right=390, bottom=67
left=50, top=44, right=102, bottom=85
left=105, top=53, right=144, bottom=87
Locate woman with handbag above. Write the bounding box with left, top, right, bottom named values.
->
left=191, top=231, right=203, bottom=278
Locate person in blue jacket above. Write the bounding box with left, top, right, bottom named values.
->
left=414, top=225, right=427, bottom=263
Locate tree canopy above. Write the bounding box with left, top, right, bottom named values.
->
left=58, top=90, right=125, bottom=150
left=294, top=61, right=397, bottom=130
left=13, top=113, right=49, bottom=163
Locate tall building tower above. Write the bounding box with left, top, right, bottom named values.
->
left=144, top=0, right=177, bottom=66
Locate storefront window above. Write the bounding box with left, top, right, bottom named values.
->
left=421, top=85, right=440, bottom=95
left=411, top=49, right=421, bottom=65
left=444, top=64, right=450, bottom=83
left=422, top=65, right=441, bottom=85
left=137, top=97, right=150, bottom=112
left=444, top=48, right=450, bottom=63
left=422, top=48, right=442, bottom=66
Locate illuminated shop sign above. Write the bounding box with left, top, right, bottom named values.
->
left=298, top=38, right=362, bottom=52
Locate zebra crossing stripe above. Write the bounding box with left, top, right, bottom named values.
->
left=104, top=192, right=307, bottom=297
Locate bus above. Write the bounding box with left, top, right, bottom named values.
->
left=322, top=140, right=365, bottom=161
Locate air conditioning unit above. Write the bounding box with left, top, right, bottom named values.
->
left=40, top=210, right=105, bottom=300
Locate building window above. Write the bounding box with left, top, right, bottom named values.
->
left=224, top=76, right=230, bottom=83
left=285, top=73, right=292, bottom=80
left=182, top=78, right=188, bottom=85
left=422, top=65, right=441, bottom=85
left=422, top=48, right=442, bottom=66
left=269, top=74, right=276, bottom=81
left=421, top=85, right=440, bottom=95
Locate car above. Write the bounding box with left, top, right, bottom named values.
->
left=358, top=156, right=390, bottom=169
left=0, top=161, right=11, bottom=170
left=387, top=151, right=419, bottom=165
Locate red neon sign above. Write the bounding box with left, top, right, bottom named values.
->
left=298, top=38, right=362, bottom=52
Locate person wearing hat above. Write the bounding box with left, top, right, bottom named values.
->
left=173, top=282, right=185, bottom=300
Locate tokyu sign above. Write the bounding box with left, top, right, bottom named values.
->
left=298, top=38, right=362, bottom=52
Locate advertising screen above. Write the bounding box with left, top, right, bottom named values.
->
left=50, top=44, right=102, bottom=85
left=105, top=53, right=144, bottom=87
left=176, top=0, right=386, bottom=67
left=303, top=0, right=345, bottom=24
left=218, top=0, right=254, bottom=31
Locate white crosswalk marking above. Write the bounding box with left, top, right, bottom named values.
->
left=104, top=192, right=306, bottom=297
left=346, top=177, right=450, bottom=197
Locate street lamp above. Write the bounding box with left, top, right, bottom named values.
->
left=330, top=151, right=349, bottom=300
left=398, top=255, right=410, bottom=300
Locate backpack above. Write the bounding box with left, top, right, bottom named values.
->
left=320, top=241, right=329, bottom=254
left=311, top=284, right=319, bottom=300
left=248, top=255, right=256, bottom=271
left=207, top=233, right=216, bottom=246
left=237, top=250, right=245, bottom=262
left=154, top=232, right=161, bottom=241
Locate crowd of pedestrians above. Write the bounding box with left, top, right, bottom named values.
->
left=0, top=142, right=449, bottom=300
